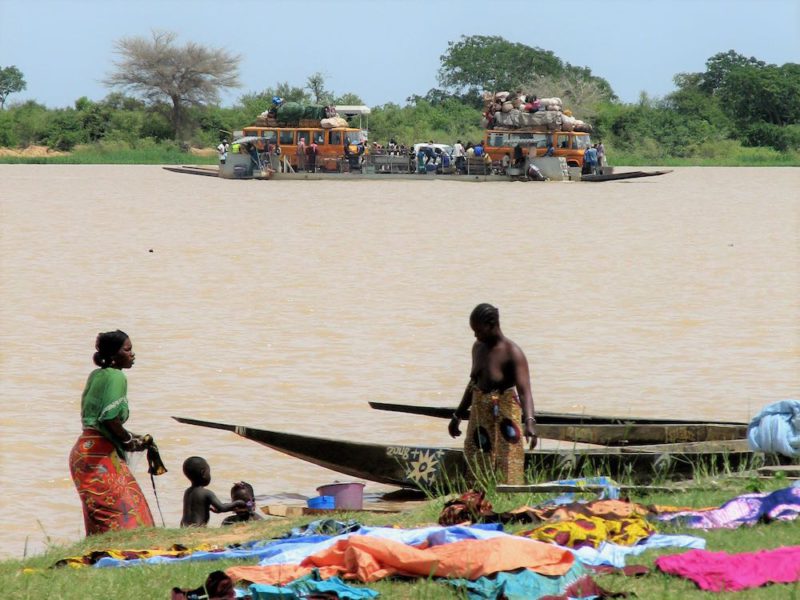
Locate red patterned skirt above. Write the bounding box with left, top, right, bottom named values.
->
left=69, top=429, right=154, bottom=535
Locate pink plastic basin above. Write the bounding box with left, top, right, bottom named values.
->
left=316, top=482, right=365, bottom=510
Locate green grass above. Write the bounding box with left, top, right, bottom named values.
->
left=2, top=475, right=798, bottom=599
left=608, top=142, right=800, bottom=167
left=0, top=140, right=216, bottom=165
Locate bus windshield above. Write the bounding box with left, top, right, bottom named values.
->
left=487, top=131, right=548, bottom=148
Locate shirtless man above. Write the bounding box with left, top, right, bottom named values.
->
left=448, top=303, right=537, bottom=484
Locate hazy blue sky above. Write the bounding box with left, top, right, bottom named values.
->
left=1, top=0, right=798, bottom=109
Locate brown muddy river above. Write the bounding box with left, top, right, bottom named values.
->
left=0, top=165, right=798, bottom=559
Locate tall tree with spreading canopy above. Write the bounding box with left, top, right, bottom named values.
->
left=437, top=35, right=614, bottom=108
left=699, top=50, right=766, bottom=95
left=438, top=35, right=564, bottom=96
left=0, top=65, right=26, bottom=110
left=104, top=31, right=241, bottom=139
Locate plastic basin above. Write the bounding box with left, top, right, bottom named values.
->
left=316, top=482, right=365, bottom=510
left=307, top=495, right=335, bottom=510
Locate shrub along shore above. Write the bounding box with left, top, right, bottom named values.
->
left=3, top=472, right=798, bottom=599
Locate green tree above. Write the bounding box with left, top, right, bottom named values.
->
left=368, top=99, right=482, bottom=146
left=719, top=63, right=800, bottom=127
left=0, top=65, right=26, bottom=110
left=104, top=30, right=241, bottom=139
left=333, top=92, right=364, bottom=106
left=0, top=109, right=17, bottom=146
left=438, top=35, right=564, bottom=96
left=306, top=72, right=333, bottom=104
left=5, top=100, right=48, bottom=146
left=665, top=72, right=732, bottom=135
left=700, top=50, right=766, bottom=95
left=263, top=82, right=310, bottom=104
left=43, top=108, right=86, bottom=150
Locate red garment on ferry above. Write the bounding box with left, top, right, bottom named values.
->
left=655, top=546, right=800, bottom=591
left=69, top=429, right=154, bottom=534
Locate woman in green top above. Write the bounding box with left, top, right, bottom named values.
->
left=69, top=330, right=155, bottom=534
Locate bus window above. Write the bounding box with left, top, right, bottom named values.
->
left=297, top=130, right=311, bottom=144
left=279, top=130, right=294, bottom=145
left=556, top=135, right=569, bottom=149
left=487, top=132, right=506, bottom=147
left=313, top=130, right=325, bottom=144
left=573, top=134, right=592, bottom=149
left=329, top=131, right=343, bottom=145
left=262, top=129, right=277, bottom=144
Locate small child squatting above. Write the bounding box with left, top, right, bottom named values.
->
left=221, top=481, right=264, bottom=526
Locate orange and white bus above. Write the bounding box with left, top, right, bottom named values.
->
left=483, top=129, right=593, bottom=167
left=241, top=125, right=367, bottom=171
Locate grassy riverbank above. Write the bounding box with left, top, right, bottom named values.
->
left=3, top=475, right=798, bottom=599
left=0, top=141, right=216, bottom=165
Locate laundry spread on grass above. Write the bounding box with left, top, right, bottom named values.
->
left=655, top=546, right=800, bottom=591
left=46, top=484, right=800, bottom=599
left=747, top=399, right=800, bottom=457
left=654, top=484, right=800, bottom=529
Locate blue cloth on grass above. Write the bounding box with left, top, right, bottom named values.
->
left=747, top=399, right=800, bottom=457
left=245, top=569, right=378, bottom=599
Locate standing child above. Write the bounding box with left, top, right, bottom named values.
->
left=221, top=482, right=264, bottom=525
left=180, top=456, right=247, bottom=527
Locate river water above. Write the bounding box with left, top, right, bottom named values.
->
left=0, top=165, right=798, bottom=559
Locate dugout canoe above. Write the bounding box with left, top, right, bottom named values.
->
left=172, top=416, right=778, bottom=489
left=581, top=169, right=673, bottom=182
left=368, top=401, right=748, bottom=446
left=162, top=165, right=219, bottom=177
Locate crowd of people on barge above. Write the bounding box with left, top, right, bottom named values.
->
left=218, top=132, right=606, bottom=178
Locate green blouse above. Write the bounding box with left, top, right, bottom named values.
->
left=81, top=368, right=130, bottom=457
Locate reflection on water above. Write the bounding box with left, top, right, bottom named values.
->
left=0, top=165, right=798, bottom=558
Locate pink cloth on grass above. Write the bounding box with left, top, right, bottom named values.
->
left=655, top=546, right=800, bottom=592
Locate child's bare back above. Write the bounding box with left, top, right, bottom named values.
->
left=180, top=456, right=246, bottom=527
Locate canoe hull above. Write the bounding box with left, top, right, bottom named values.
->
left=367, top=402, right=749, bottom=445
left=173, top=416, right=777, bottom=489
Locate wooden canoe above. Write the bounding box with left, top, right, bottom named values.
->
left=367, top=402, right=748, bottom=446
left=172, top=416, right=778, bottom=490
left=162, top=165, right=219, bottom=177
left=581, top=169, right=672, bottom=182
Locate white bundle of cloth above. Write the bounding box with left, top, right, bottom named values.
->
left=747, top=399, right=800, bottom=457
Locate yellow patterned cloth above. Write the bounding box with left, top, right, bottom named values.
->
left=53, top=543, right=217, bottom=568
left=464, top=387, right=524, bottom=485
left=522, top=514, right=655, bottom=549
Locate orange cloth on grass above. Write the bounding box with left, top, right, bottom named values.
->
left=227, top=534, right=573, bottom=585
left=227, top=564, right=340, bottom=586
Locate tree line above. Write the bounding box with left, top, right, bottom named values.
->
left=1, top=33, right=798, bottom=160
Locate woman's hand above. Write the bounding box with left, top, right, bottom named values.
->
left=123, top=434, right=150, bottom=452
